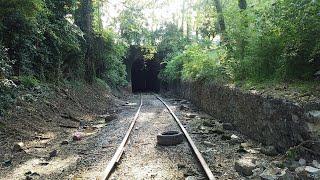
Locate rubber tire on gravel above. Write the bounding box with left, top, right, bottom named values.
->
left=157, top=131, right=184, bottom=146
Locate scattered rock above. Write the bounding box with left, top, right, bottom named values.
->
left=73, top=132, right=82, bottom=141
left=295, top=166, right=305, bottom=174
left=39, top=162, right=49, bottom=166
left=240, top=142, right=251, bottom=148
left=31, top=172, right=40, bottom=176
left=222, top=123, right=235, bottom=130
left=252, top=167, right=264, bottom=177
left=209, top=129, right=224, bottom=135
left=185, top=176, right=197, bottom=180
left=180, top=104, right=189, bottom=111
left=61, top=140, right=69, bottom=145
left=2, top=160, right=12, bottom=167
left=12, top=142, right=24, bottom=152
left=231, top=134, right=240, bottom=139
left=259, top=167, right=294, bottom=180
left=307, top=110, right=320, bottom=119
left=178, top=164, right=186, bottom=169
left=49, top=150, right=57, bottom=158
left=25, top=171, right=32, bottom=176
left=260, top=146, right=278, bottom=156
left=298, top=158, right=306, bottom=166
left=304, top=166, right=320, bottom=179
left=235, top=157, right=257, bottom=176
left=185, top=113, right=197, bottom=118
left=203, top=141, right=214, bottom=147
left=99, top=114, right=117, bottom=122
left=312, top=160, right=320, bottom=169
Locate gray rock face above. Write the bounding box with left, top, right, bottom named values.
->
left=169, top=81, right=315, bottom=152
left=235, top=157, right=257, bottom=176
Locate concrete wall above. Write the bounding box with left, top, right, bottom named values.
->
left=169, top=81, right=319, bottom=152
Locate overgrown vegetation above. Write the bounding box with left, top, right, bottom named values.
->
left=0, top=0, right=128, bottom=114
left=159, top=0, right=320, bottom=84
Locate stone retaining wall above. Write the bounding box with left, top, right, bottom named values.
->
left=168, top=81, right=319, bottom=152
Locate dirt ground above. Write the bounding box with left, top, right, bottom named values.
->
left=0, top=83, right=140, bottom=179
left=1, top=84, right=314, bottom=179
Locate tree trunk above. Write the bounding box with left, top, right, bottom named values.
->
left=213, top=0, right=226, bottom=34
left=238, top=0, right=247, bottom=60
left=238, top=0, right=247, bottom=10
left=77, top=0, right=95, bottom=83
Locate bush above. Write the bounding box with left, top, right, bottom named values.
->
left=19, top=75, right=40, bottom=88
left=160, top=44, right=229, bottom=83
left=0, top=43, right=12, bottom=79
left=225, top=0, right=320, bottom=82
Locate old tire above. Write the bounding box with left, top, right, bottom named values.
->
left=157, top=131, right=184, bottom=146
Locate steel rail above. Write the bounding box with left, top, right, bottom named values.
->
left=99, top=94, right=143, bottom=180
left=156, top=95, right=216, bottom=180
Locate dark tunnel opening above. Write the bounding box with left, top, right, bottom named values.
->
left=131, top=59, right=160, bottom=93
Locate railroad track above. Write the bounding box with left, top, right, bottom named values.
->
left=99, top=94, right=215, bottom=180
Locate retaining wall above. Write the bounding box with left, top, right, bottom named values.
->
left=168, top=80, right=319, bottom=152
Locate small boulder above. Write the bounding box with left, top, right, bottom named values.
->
left=305, top=166, right=320, bottom=179
left=104, top=114, right=117, bottom=122
left=312, top=160, right=320, bottom=169
left=177, top=163, right=186, bottom=169
left=49, top=150, right=57, bottom=158
left=203, top=141, right=214, bottom=147
left=259, top=167, right=294, bottom=180
left=73, top=132, right=82, bottom=141
left=185, top=176, right=197, bottom=180
left=298, top=158, right=306, bottom=166
left=185, top=113, right=197, bottom=118
left=231, top=134, right=240, bottom=139
left=12, top=142, right=24, bottom=152
left=235, top=157, right=257, bottom=176
left=61, top=140, right=69, bottom=145
left=2, top=160, right=12, bottom=167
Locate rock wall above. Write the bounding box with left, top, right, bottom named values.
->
left=168, top=80, right=319, bottom=152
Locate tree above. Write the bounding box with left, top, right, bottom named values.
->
left=76, top=0, right=95, bottom=83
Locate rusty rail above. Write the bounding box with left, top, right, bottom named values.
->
left=99, top=94, right=142, bottom=180
left=156, top=95, right=216, bottom=180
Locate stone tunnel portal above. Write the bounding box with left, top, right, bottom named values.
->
left=131, top=59, right=160, bottom=93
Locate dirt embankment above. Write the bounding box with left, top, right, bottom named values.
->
left=0, top=82, right=136, bottom=179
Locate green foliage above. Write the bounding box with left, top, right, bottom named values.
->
left=94, top=30, right=128, bottom=87
left=0, top=79, right=17, bottom=115
left=225, top=0, right=320, bottom=81
left=0, top=43, right=12, bottom=78
left=160, top=43, right=228, bottom=83
left=19, top=76, right=40, bottom=88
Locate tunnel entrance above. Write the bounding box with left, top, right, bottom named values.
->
left=131, top=59, right=160, bottom=93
